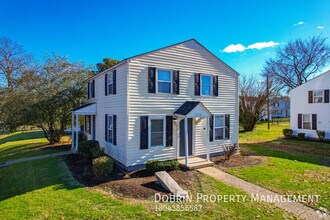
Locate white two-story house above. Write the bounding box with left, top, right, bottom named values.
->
left=71, top=39, right=239, bottom=171
left=290, top=70, right=330, bottom=140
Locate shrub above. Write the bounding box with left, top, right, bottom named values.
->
left=78, top=140, right=104, bottom=160
left=145, top=160, right=179, bottom=172
left=283, top=129, right=293, bottom=138
left=78, top=132, right=87, bottom=143
left=93, top=156, right=113, bottom=179
left=316, top=130, right=326, bottom=141
left=297, top=133, right=305, bottom=139
left=223, top=144, right=237, bottom=161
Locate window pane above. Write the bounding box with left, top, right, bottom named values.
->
left=202, top=75, right=211, bottom=86
left=202, top=86, right=211, bottom=96
left=303, top=122, right=311, bottom=130
left=158, top=70, right=171, bottom=82
left=314, top=97, right=323, bottom=103
left=151, top=133, right=163, bottom=146
left=215, top=128, right=224, bottom=140
left=108, top=73, right=113, bottom=84
left=108, top=116, right=113, bottom=129
left=314, top=90, right=323, bottom=96
left=215, top=115, right=224, bottom=127
left=303, top=115, right=310, bottom=122
left=158, top=82, right=171, bottom=93
left=151, top=119, right=163, bottom=132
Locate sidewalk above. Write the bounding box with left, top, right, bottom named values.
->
left=198, top=167, right=328, bottom=220
left=0, top=151, right=72, bottom=169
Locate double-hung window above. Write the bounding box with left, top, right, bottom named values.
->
left=214, top=115, right=225, bottom=140
left=302, top=114, right=311, bottom=129
left=108, top=115, right=113, bottom=143
left=108, top=72, right=113, bottom=95
left=149, top=116, right=165, bottom=147
left=157, top=69, right=171, bottom=93
left=314, top=90, right=323, bottom=103
left=201, top=75, right=212, bottom=96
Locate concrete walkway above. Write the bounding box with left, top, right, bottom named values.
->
left=0, top=151, right=72, bottom=169
left=198, top=167, right=328, bottom=220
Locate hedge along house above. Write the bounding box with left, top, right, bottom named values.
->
left=71, top=39, right=239, bottom=171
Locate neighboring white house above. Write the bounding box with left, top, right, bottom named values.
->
left=71, top=39, right=239, bottom=171
left=271, top=97, right=290, bottom=118
left=290, top=70, right=330, bottom=140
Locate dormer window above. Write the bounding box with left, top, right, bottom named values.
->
left=314, top=90, right=323, bottom=103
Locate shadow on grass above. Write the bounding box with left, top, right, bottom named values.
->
left=0, top=131, right=45, bottom=145
left=241, top=139, right=330, bottom=167
left=0, top=157, right=81, bottom=201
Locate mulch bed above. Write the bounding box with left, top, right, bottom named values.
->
left=211, top=154, right=265, bottom=169
left=65, top=154, right=200, bottom=199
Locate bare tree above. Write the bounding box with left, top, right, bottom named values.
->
left=0, top=37, right=32, bottom=90
left=264, top=36, right=330, bottom=91
left=239, top=74, right=269, bottom=131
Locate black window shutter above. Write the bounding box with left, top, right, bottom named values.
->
left=166, top=116, right=173, bottom=147
left=308, top=91, right=313, bottom=103
left=92, top=80, right=95, bottom=98
left=312, top=114, right=317, bottom=130
left=194, top=73, right=201, bottom=96
left=325, top=90, right=329, bottom=103
left=140, top=116, right=148, bottom=149
left=172, top=71, right=180, bottom=94
left=87, top=82, right=90, bottom=99
left=105, top=74, right=108, bottom=96
left=298, top=114, right=302, bottom=129
left=105, top=114, right=108, bottom=141
left=88, top=116, right=91, bottom=134
left=113, top=70, right=116, bottom=94
left=148, top=67, right=156, bottom=93
left=209, top=115, right=214, bottom=142
left=113, top=115, right=117, bottom=145
left=225, top=114, right=230, bottom=139
left=84, top=115, right=87, bottom=132
left=213, top=75, right=218, bottom=96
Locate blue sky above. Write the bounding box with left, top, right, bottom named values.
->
left=1, top=0, right=330, bottom=74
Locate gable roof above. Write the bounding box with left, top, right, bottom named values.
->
left=88, top=39, right=239, bottom=81
left=174, top=101, right=200, bottom=115
left=291, top=70, right=330, bottom=91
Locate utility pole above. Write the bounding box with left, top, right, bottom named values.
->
left=266, top=73, right=270, bottom=130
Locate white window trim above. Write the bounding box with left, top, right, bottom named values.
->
left=302, top=114, right=312, bottom=130
left=156, top=69, right=172, bottom=94
left=214, top=114, right=225, bottom=140
left=313, top=90, right=324, bottom=103
left=107, top=72, right=113, bottom=95
left=201, top=74, right=212, bottom=96
left=108, top=115, right=114, bottom=144
left=148, top=115, right=166, bottom=148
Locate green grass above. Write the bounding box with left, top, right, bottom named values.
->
left=0, top=131, right=70, bottom=164
left=0, top=157, right=292, bottom=219
left=231, top=120, right=330, bottom=210
left=0, top=158, right=147, bottom=219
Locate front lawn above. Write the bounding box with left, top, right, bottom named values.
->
left=0, top=131, right=70, bottom=163
left=229, top=119, right=330, bottom=210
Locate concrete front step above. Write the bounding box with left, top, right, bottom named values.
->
left=178, top=157, right=214, bottom=170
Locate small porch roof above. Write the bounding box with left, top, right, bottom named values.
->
left=174, top=101, right=211, bottom=118
left=71, top=103, right=96, bottom=115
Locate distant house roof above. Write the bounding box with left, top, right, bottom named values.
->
left=174, top=101, right=200, bottom=115
left=87, top=38, right=239, bottom=81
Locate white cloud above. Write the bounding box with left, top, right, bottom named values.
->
left=247, top=41, right=279, bottom=50
left=293, top=21, right=304, bottom=26
left=221, top=41, right=280, bottom=53
left=222, top=44, right=246, bottom=53
left=317, top=26, right=325, bottom=29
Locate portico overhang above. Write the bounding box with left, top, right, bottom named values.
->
left=71, top=103, right=96, bottom=115
left=173, top=101, right=211, bottom=166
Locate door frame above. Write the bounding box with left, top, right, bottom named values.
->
left=177, top=118, right=195, bottom=158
